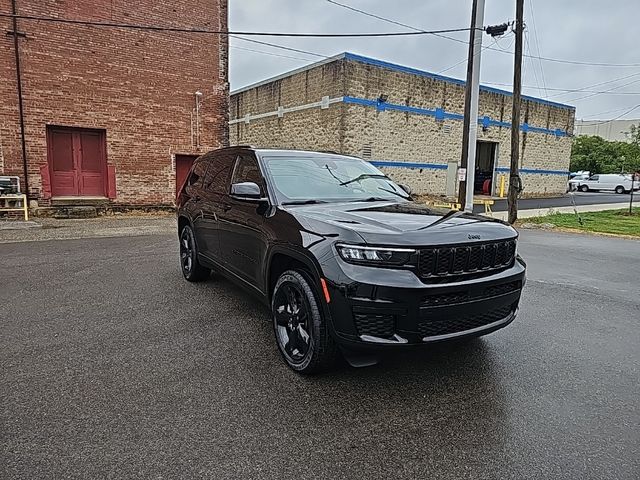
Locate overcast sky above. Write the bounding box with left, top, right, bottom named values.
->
left=229, top=0, right=640, bottom=120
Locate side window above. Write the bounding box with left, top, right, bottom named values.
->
left=231, top=155, right=265, bottom=194
left=188, top=159, right=208, bottom=186
left=590, top=175, right=599, bottom=181
left=203, top=154, right=235, bottom=194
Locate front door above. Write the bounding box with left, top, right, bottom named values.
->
left=48, top=127, right=107, bottom=197
left=218, top=154, right=269, bottom=291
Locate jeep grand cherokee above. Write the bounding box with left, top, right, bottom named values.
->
left=177, top=147, right=526, bottom=374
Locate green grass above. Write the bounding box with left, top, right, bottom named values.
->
left=524, top=208, right=640, bottom=237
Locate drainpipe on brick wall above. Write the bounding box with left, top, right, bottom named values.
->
left=10, top=0, right=29, bottom=198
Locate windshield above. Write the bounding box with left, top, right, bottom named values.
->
left=262, top=155, right=410, bottom=204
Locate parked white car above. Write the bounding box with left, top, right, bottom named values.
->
left=569, top=174, right=639, bottom=194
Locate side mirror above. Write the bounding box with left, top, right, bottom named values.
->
left=399, top=183, right=412, bottom=195
left=230, top=182, right=267, bottom=202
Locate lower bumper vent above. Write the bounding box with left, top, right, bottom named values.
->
left=418, top=304, right=514, bottom=338
left=353, top=311, right=395, bottom=339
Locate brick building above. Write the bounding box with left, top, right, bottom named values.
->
left=231, top=53, right=576, bottom=197
left=1, top=0, right=228, bottom=207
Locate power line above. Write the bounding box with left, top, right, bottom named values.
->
left=581, top=106, right=639, bottom=119
left=230, top=46, right=312, bottom=62
left=230, top=35, right=328, bottom=58
left=578, top=104, right=640, bottom=125
left=483, top=83, right=640, bottom=95
left=548, top=71, right=640, bottom=98
left=325, top=0, right=640, bottom=67
left=568, top=77, right=640, bottom=102
left=0, top=12, right=472, bottom=37
left=436, top=37, right=498, bottom=75
left=527, top=0, right=549, bottom=99
left=326, top=0, right=469, bottom=44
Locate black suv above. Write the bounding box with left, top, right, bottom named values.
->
left=177, top=147, right=526, bottom=373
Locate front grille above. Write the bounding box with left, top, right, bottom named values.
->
left=417, top=304, right=514, bottom=338
left=353, top=311, right=395, bottom=339
left=418, top=239, right=516, bottom=280
left=421, top=280, right=522, bottom=307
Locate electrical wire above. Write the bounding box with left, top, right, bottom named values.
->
left=230, top=46, right=312, bottom=62
left=527, top=0, right=549, bottom=99
left=577, top=104, right=640, bottom=125
left=0, top=12, right=472, bottom=37
left=568, top=78, right=640, bottom=102
left=326, top=0, right=469, bottom=45
left=230, top=35, right=329, bottom=58
left=325, top=0, right=640, bottom=67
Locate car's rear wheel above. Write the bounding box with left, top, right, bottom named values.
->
left=179, top=224, right=210, bottom=282
left=272, top=270, right=339, bottom=374
left=579, top=185, right=589, bottom=192
left=615, top=185, right=626, bottom=194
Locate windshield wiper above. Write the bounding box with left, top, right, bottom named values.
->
left=339, top=173, right=389, bottom=186
left=281, top=199, right=328, bottom=206
left=377, top=186, right=410, bottom=199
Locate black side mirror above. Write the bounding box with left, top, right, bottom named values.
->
left=399, top=183, right=412, bottom=195
left=230, top=182, right=268, bottom=202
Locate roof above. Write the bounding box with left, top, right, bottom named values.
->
left=231, top=52, right=574, bottom=111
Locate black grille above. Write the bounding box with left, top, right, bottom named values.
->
left=418, top=239, right=516, bottom=280
left=353, top=311, right=395, bottom=339
left=418, top=304, right=514, bottom=338
left=421, top=281, right=522, bottom=308
left=484, top=281, right=522, bottom=298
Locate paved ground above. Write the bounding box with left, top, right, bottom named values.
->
left=473, top=191, right=640, bottom=213
left=1, top=230, right=639, bottom=479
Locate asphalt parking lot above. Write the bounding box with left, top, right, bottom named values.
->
left=1, top=229, right=639, bottom=479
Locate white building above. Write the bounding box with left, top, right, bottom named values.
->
left=574, top=119, right=639, bottom=142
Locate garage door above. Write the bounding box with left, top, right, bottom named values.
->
left=48, top=127, right=107, bottom=197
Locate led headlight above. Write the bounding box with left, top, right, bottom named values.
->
left=336, top=244, right=416, bottom=266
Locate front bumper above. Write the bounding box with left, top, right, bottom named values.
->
left=323, top=257, right=526, bottom=348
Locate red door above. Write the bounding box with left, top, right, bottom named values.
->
left=175, top=155, right=199, bottom=197
left=48, top=127, right=107, bottom=197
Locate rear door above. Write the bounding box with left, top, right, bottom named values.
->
left=198, top=152, right=235, bottom=264
left=182, top=159, right=209, bottom=254
left=217, top=154, right=269, bottom=291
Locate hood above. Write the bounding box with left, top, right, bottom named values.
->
left=288, top=200, right=517, bottom=246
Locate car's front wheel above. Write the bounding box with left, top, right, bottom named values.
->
left=179, top=224, right=210, bottom=282
left=272, top=270, right=339, bottom=374
left=579, top=185, right=589, bottom=192
left=615, top=185, right=626, bottom=194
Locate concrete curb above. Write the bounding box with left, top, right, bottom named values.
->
left=485, top=202, right=632, bottom=221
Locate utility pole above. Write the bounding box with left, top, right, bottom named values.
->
left=508, top=0, right=525, bottom=224
left=458, top=0, right=485, bottom=212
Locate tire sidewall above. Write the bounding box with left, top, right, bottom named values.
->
left=271, top=271, right=322, bottom=372
left=180, top=224, right=198, bottom=281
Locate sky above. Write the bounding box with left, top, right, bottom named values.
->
left=229, top=0, right=640, bottom=121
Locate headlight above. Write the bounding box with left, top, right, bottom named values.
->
left=336, top=244, right=416, bottom=266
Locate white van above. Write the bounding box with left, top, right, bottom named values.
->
left=569, top=174, right=639, bottom=194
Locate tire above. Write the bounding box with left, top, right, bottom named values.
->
left=579, top=185, right=589, bottom=192
left=615, top=186, right=626, bottom=194
left=271, top=270, right=340, bottom=374
left=179, top=224, right=210, bottom=282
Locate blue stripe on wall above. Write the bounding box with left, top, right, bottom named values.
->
left=370, top=161, right=568, bottom=176
left=343, top=52, right=574, bottom=111
left=496, top=167, right=569, bottom=176
left=342, top=96, right=569, bottom=137
left=370, top=160, right=448, bottom=170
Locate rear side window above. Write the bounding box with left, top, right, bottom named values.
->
left=188, top=159, right=208, bottom=186
left=231, top=155, right=265, bottom=194
left=203, top=153, right=235, bottom=194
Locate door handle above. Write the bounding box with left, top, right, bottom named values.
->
left=222, top=203, right=231, bottom=212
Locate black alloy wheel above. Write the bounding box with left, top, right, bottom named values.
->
left=179, top=225, right=210, bottom=282
left=272, top=270, right=339, bottom=374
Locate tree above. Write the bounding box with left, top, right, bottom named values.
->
left=570, top=134, right=640, bottom=174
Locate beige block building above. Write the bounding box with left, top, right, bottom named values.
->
left=230, top=53, right=575, bottom=198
